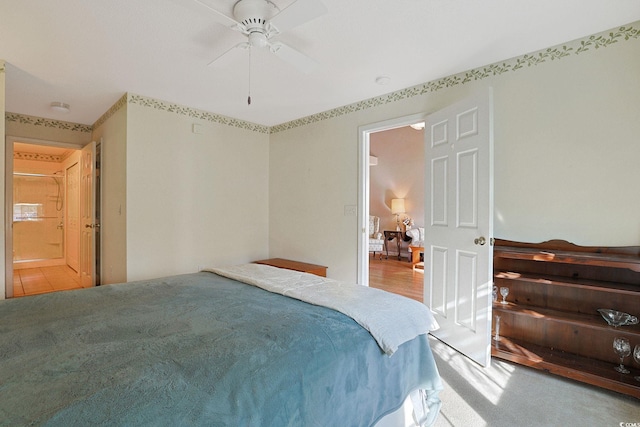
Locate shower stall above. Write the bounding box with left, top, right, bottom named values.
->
left=13, top=172, right=65, bottom=266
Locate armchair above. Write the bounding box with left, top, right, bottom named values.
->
left=369, top=215, right=385, bottom=260
left=405, top=227, right=425, bottom=247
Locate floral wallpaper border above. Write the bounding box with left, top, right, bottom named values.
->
left=14, top=151, right=64, bottom=163
left=92, top=93, right=128, bottom=130
left=271, top=22, right=640, bottom=134
left=126, top=94, right=270, bottom=134
left=5, top=112, right=92, bottom=134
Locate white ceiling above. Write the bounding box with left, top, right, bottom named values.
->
left=2, top=0, right=640, bottom=127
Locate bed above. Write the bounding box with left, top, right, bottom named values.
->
left=0, top=264, right=442, bottom=426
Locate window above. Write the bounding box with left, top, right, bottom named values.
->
left=13, top=203, right=43, bottom=222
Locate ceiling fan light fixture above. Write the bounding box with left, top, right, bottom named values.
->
left=205, top=0, right=326, bottom=74
left=50, top=102, right=70, bottom=114
left=248, top=31, right=268, bottom=48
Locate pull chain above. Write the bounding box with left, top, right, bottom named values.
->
left=247, top=47, right=252, bottom=105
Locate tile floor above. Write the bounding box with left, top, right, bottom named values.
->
left=13, top=265, right=85, bottom=297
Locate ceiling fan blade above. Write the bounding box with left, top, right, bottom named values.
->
left=193, top=0, right=240, bottom=28
left=270, top=0, right=327, bottom=34
left=207, top=42, right=250, bottom=67
left=269, top=42, right=318, bottom=74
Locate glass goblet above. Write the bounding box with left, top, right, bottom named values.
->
left=633, top=345, right=640, bottom=381
left=613, top=337, right=631, bottom=374
left=499, top=287, right=509, bottom=304
left=493, top=315, right=501, bottom=341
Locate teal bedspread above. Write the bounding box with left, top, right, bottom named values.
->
left=0, top=272, right=441, bottom=426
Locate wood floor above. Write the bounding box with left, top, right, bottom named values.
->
left=13, top=265, right=85, bottom=297
left=369, top=257, right=424, bottom=302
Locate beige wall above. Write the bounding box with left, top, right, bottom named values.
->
left=370, top=126, right=425, bottom=232
left=493, top=41, right=640, bottom=244
left=269, top=24, right=640, bottom=283
left=125, top=97, right=270, bottom=282
left=269, top=114, right=358, bottom=280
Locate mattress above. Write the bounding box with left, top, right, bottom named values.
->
left=0, top=270, right=442, bottom=426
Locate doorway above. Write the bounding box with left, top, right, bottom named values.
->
left=366, top=124, right=426, bottom=300
left=5, top=137, right=91, bottom=297
left=357, top=113, right=426, bottom=288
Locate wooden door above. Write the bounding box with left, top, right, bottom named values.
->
left=424, top=89, right=494, bottom=366
left=79, top=141, right=97, bottom=287
left=65, top=161, right=80, bottom=272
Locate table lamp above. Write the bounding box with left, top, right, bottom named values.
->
left=391, top=198, right=405, bottom=231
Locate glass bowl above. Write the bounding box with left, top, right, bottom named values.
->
left=597, top=309, right=638, bottom=327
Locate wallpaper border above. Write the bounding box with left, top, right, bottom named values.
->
left=92, top=93, right=128, bottom=131
left=14, top=151, right=64, bottom=163
left=5, top=112, right=92, bottom=134
left=270, top=22, right=640, bottom=134
left=127, top=94, right=270, bottom=134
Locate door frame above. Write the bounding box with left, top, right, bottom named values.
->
left=357, top=112, right=426, bottom=286
left=4, top=136, right=85, bottom=298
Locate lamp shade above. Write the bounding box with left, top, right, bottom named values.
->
left=391, top=198, right=405, bottom=215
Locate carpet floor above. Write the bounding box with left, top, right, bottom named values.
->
left=429, top=336, right=639, bottom=427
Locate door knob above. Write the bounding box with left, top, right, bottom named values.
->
left=474, top=236, right=486, bottom=246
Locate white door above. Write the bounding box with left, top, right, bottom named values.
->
left=80, top=141, right=97, bottom=287
left=424, top=89, right=494, bottom=367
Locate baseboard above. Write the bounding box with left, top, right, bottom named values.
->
left=14, top=258, right=66, bottom=270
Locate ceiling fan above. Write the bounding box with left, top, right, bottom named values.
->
left=195, top=0, right=327, bottom=74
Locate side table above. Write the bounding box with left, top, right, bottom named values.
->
left=254, top=258, right=328, bottom=277
left=409, top=245, right=425, bottom=272
left=383, top=230, right=410, bottom=260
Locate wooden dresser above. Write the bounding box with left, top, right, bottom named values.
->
left=492, top=239, right=640, bottom=398
left=254, top=258, right=328, bottom=277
